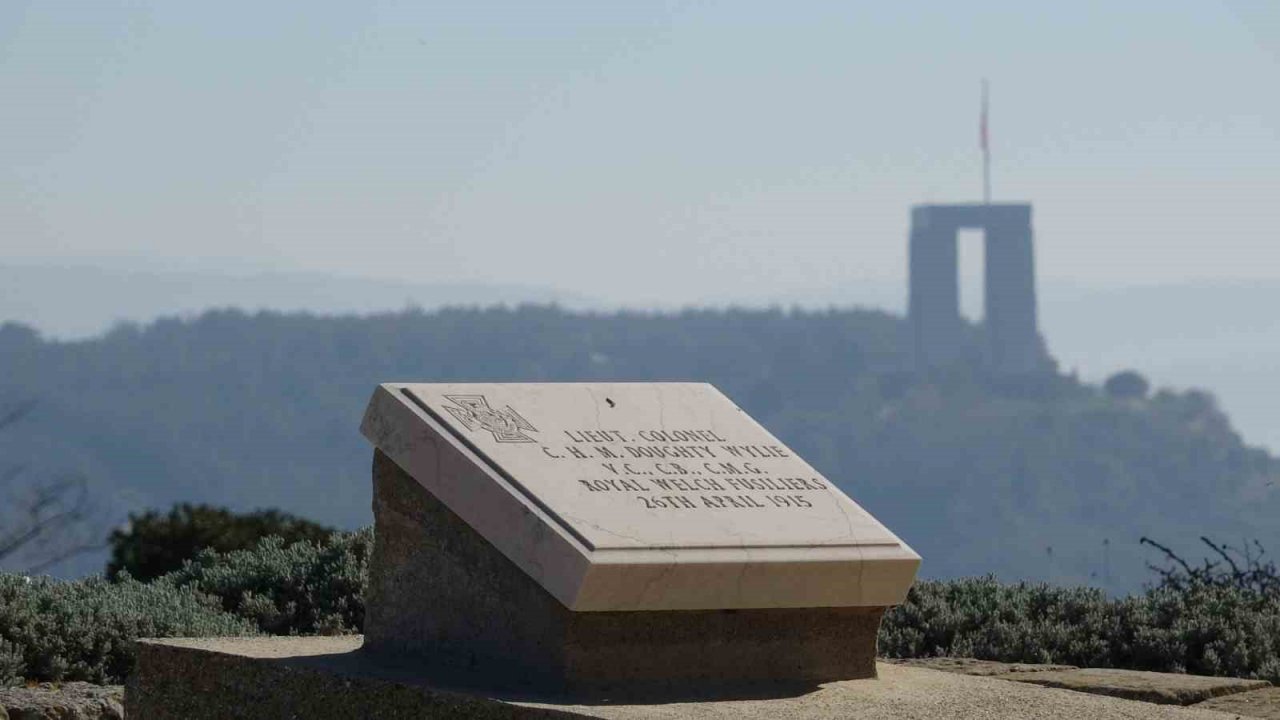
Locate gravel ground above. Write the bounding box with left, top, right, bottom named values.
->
left=521, top=663, right=1247, bottom=720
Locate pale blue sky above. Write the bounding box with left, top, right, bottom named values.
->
left=3, top=1, right=1278, bottom=306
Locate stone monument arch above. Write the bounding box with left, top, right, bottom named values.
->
left=908, top=202, right=1047, bottom=375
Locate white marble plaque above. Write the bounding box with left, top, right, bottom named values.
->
left=362, top=382, right=919, bottom=611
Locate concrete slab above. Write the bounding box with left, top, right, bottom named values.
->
left=360, top=382, right=919, bottom=611
left=128, top=636, right=1245, bottom=720
left=364, top=448, right=882, bottom=692
left=1005, top=668, right=1270, bottom=706
left=886, top=657, right=1078, bottom=677
left=1194, top=687, right=1280, bottom=719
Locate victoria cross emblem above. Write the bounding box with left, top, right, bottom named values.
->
left=442, top=394, right=538, bottom=443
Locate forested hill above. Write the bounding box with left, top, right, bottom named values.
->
left=1, top=306, right=1277, bottom=593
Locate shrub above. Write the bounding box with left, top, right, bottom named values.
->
left=107, top=504, right=338, bottom=581
left=161, top=528, right=372, bottom=635
left=0, top=574, right=255, bottom=685
left=1103, top=370, right=1150, bottom=400
left=0, top=638, right=22, bottom=687
left=879, top=577, right=1116, bottom=666
left=1119, top=583, right=1280, bottom=680
left=879, top=575, right=1280, bottom=684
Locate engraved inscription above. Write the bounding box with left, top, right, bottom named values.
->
left=543, top=426, right=830, bottom=512
left=399, top=383, right=898, bottom=552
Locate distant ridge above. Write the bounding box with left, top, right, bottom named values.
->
left=0, top=264, right=595, bottom=340
left=4, top=264, right=1279, bottom=451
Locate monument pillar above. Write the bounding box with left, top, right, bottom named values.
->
left=908, top=203, right=1046, bottom=375
left=983, top=207, right=1041, bottom=374
left=908, top=207, right=963, bottom=369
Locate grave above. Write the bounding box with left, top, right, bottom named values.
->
left=359, top=382, right=920, bottom=693
left=128, top=381, right=922, bottom=716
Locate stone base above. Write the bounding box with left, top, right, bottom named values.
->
left=125, top=637, right=1244, bottom=720
left=126, top=637, right=527, bottom=720
left=1001, top=668, right=1270, bottom=706
left=365, top=450, right=884, bottom=694
left=1195, top=686, right=1280, bottom=718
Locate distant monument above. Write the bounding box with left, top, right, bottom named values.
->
left=907, top=81, right=1050, bottom=376
left=908, top=202, right=1048, bottom=375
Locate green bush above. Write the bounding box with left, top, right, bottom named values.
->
left=879, top=576, right=1280, bottom=683
left=0, top=638, right=22, bottom=687
left=0, top=574, right=256, bottom=685
left=9, top=524, right=1277, bottom=687
left=162, top=528, right=372, bottom=635
left=1104, top=370, right=1151, bottom=400
left=1119, top=583, right=1280, bottom=680
left=107, top=504, right=338, bottom=581
left=878, top=577, right=1115, bottom=666
left=0, top=529, right=369, bottom=685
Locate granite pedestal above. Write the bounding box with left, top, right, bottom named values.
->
left=127, top=637, right=1250, bottom=720
left=365, top=449, right=884, bottom=693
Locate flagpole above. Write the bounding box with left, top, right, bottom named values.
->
left=981, top=78, right=991, bottom=205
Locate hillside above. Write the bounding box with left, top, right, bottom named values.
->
left=1, top=306, right=1277, bottom=592
left=10, top=263, right=1280, bottom=452
left=0, top=264, right=590, bottom=340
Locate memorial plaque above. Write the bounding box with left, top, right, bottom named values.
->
left=361, top=382, right=919, bottom=612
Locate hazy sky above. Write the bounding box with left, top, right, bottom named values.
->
left=3, top=1, right=1278, bottom=307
